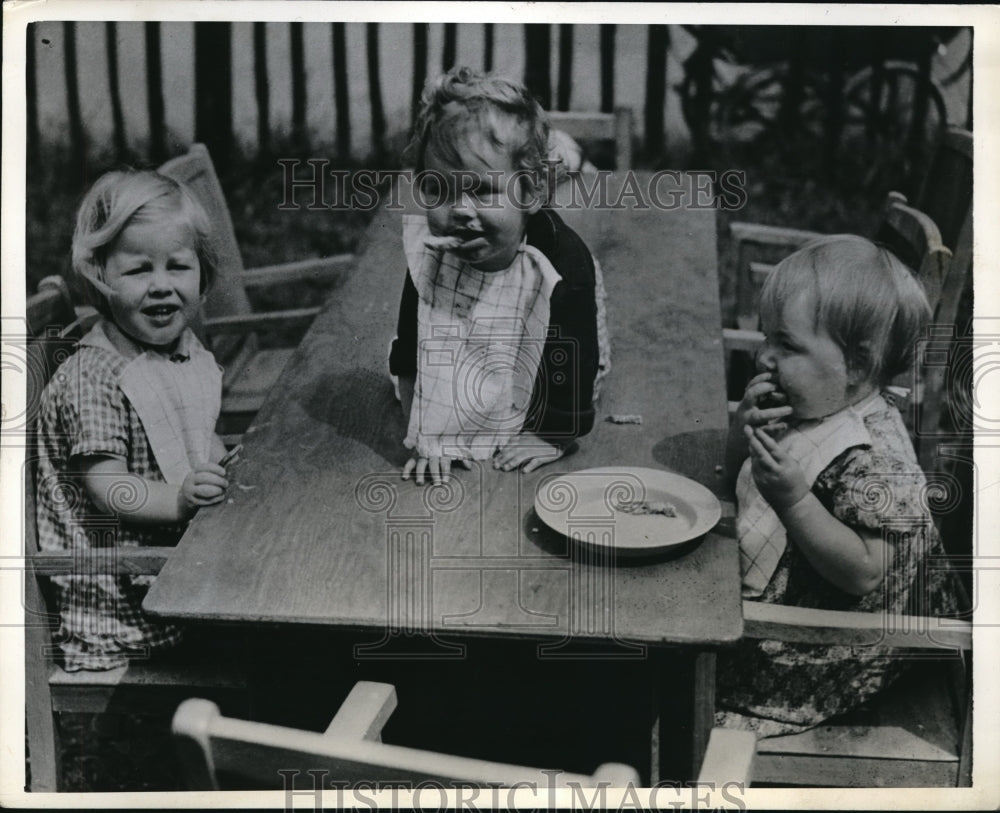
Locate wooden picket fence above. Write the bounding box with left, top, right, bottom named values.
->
left=27, top=21, right=675, bottom=172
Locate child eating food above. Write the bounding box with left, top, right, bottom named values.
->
left=716, top=235, right=961, bottom=735
left=389, top=66, right=610, bottom=484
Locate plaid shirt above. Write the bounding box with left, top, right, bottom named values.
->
left=35, top=322, right=205, bottom=671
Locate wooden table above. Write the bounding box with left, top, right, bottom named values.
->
left=144, top=171, right=742, bottom=781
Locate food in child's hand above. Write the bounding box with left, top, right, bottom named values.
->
left=614, top=498, right=678, bottom=517
left=758, top=391, right=784, bottom=410
left=218, top=444, right=243, bottom=468
left=423, top=235, right=465, bottom=251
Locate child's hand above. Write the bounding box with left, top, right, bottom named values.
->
left=402, top=455, right=471, bottom=486
left=737, top=372, right=793, bottom=434
left=745, top=425, right=809, bottom=512
left=179, top=463, right=229, bottom=516
left=493, top=433, right=563, bottom=473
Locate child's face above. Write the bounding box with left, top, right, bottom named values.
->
left=756, top=290, right=860, bottom=420
left=103, top=217, right=201, bottom=349
left=421, top=125, right=541, bottom=273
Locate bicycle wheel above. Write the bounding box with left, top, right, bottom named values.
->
left=677, top=62, right=786, bottom=156
left=843, top=61, right=948, bottom=189
left=709, top=66, right=785, bottom=147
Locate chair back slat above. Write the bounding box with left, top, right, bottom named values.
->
left=158, top=144, right=255, bottom=364
left=548, top=108, right=633, bottom=169
left=24, top=276, right=97, bottom=557
left=26, top=277, right=76, bottom=336
left=874, top=199, right=959, bottom=471
left=876, top=198, right=952, bottom=319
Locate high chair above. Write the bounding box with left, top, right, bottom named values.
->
left=22, top=277, right=250, bottom=791
left=158, top=144, right=355, bottom=439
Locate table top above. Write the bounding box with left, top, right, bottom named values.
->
left=144, top=171, right=743, bottom=647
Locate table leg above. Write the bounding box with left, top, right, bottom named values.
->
left=691, top=650, right=717, bottom=779
left=650, top=649, right=718, bottom=783
left=649, top=661, right=662, bottom=785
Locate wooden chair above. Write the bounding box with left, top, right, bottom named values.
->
left=158, top=143, right=354, bottom=437
left=722, top=197, right=959, bottom=474
left=728, top=126, right=970, bottom=334
left=22, top=277, right=249, bottom=791
left=174, top=680, right=756, bottom=790
left=548, top=108, right=634, bottom=170
left=710, top=604, right=972, bottom=787
left=172, top=681, right=641, bottom=790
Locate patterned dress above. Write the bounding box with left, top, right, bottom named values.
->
left=36, top=336, right=187, bottom=671
left=715, top=396, right=962, bottom=737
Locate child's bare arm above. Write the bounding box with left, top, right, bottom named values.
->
left=81, top=456, right=228, bottom=524
left=397, top=375, right=415, bottom=421
left=779, top=494, right=887, bottom=595
left=746, top=427, right=886, bottom=596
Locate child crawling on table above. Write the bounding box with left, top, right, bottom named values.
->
left=389, top=66, right=610, bottom=485
left=716, top=235, right=962, bottom=736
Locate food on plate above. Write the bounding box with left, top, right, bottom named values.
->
left=614, top=498, right=678, bottom=517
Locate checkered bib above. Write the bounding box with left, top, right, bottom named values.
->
left=401, top=215, right=562, bottom=460
left=737, top=396, right=879, bottom=597
left=80, top=324, right=222, bottom=484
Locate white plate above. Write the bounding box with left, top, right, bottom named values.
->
left=534, top=467, right=722, bottom=558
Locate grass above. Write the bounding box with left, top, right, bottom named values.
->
left=25, top=132, right=907, bottom=793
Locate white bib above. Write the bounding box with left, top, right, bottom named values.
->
left=737, top=395, right=881, bottom=597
